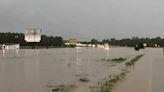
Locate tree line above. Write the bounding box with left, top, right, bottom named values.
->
left=82, top=37, right=164, bottom=47
left=0, top=32, right=64, bottom=47
left=0, top=32, right=164, bottom=47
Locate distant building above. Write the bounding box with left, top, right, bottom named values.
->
left=97, top=44, right=104, bottom=48
left=0, top=44, right=20, bottom=50
left=69, top=38, right=77, bottom=46
left=88, top=44, right=92, bottom=47
left=64, top=42, right=70, bottom=46
left=91, top=44, right=96, bottom=48
left=64, top=39, right=78, bottom=47
left=76, top=43, right=88, bottom=47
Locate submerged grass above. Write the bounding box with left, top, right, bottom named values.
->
left=100, top=57, right=127, bottom=63
left=79, top=76, right=90, bottom=82
left=111, top=57, right=127, bottom=63
left=92, top=54, right=144, bottom=92
left=126, top=54, right=144, bottom=66
left=91, top=69, right=128, bottom=92
left=47, top=85, right=75, bottom=92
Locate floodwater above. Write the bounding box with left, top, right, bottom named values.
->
left=112, top=48, right=164, bottom=92
left=0, top=47, right=159, bottom=92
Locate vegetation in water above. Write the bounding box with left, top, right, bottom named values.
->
left=92, top=54, right=144, bottom=92
left=91, top=69, right=128, bottom=92
left=111, top=57, right=127, bottom=63
left=46, top=83, right=76, bottom=92
left=126, top=54, right=144, bottom=66
left=79, top=77, right=90, bottom=82
left=100, top=57, right=127, bottom=63
left=78, top=74, right=90, bottom=82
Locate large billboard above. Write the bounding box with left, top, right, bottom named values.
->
left=25, top=28, right=41, bottom=43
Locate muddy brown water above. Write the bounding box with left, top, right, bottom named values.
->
left=112, top=48, right=164, bottom=92
left=0, top=47, right=157, bottom=92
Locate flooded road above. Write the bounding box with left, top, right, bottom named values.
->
left=112, top=48, right=164, bottom=92
left=0, top=47, right=161, bottom=92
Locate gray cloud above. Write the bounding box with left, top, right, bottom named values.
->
left=0, top=0, right=164, bottom=40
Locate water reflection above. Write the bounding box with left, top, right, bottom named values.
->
left=1, top=57, right=6, bottom=72
left=106, top=49, right=111, bottom=59
left=16, top=49, right=19, bottom=56
left=65, top=49, right=71, bottom=68
left=2, top=49, right=5, bottom=56
left=23, top=57, right=41, bottom=92
left=2, top=49, right=20, bottom=57
left=75, top=47, right=82, bottom=76
left=0, top=49, right=42, bottom=92
left=0, top=47, right=145, bottom=92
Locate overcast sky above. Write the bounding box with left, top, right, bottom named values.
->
left=0, top=0, right=164, bottom=40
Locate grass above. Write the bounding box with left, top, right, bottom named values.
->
left=79, top=77, right=90, bottom=82
left=111, top=57, right=127, bottom=63
left=47, top=84, right=76, bottom=92
left=79, top=75, right=90, bottom=82
left=92, top=54, right=144, bottom=92
left=91, top=69, right=128, bottom=92
left=100, top=57, right=127, bottom=63
left=126, top=54, right=144, bottom=66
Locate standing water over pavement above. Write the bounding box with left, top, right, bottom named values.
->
left=0, top=47, right=144, bottom=92
left=112, top=48, right=164, bottom=92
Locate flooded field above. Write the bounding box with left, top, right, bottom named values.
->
left=0, top=47, right=162, bottom=92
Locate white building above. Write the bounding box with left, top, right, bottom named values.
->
left=0, top=44, right=20, bottom=50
